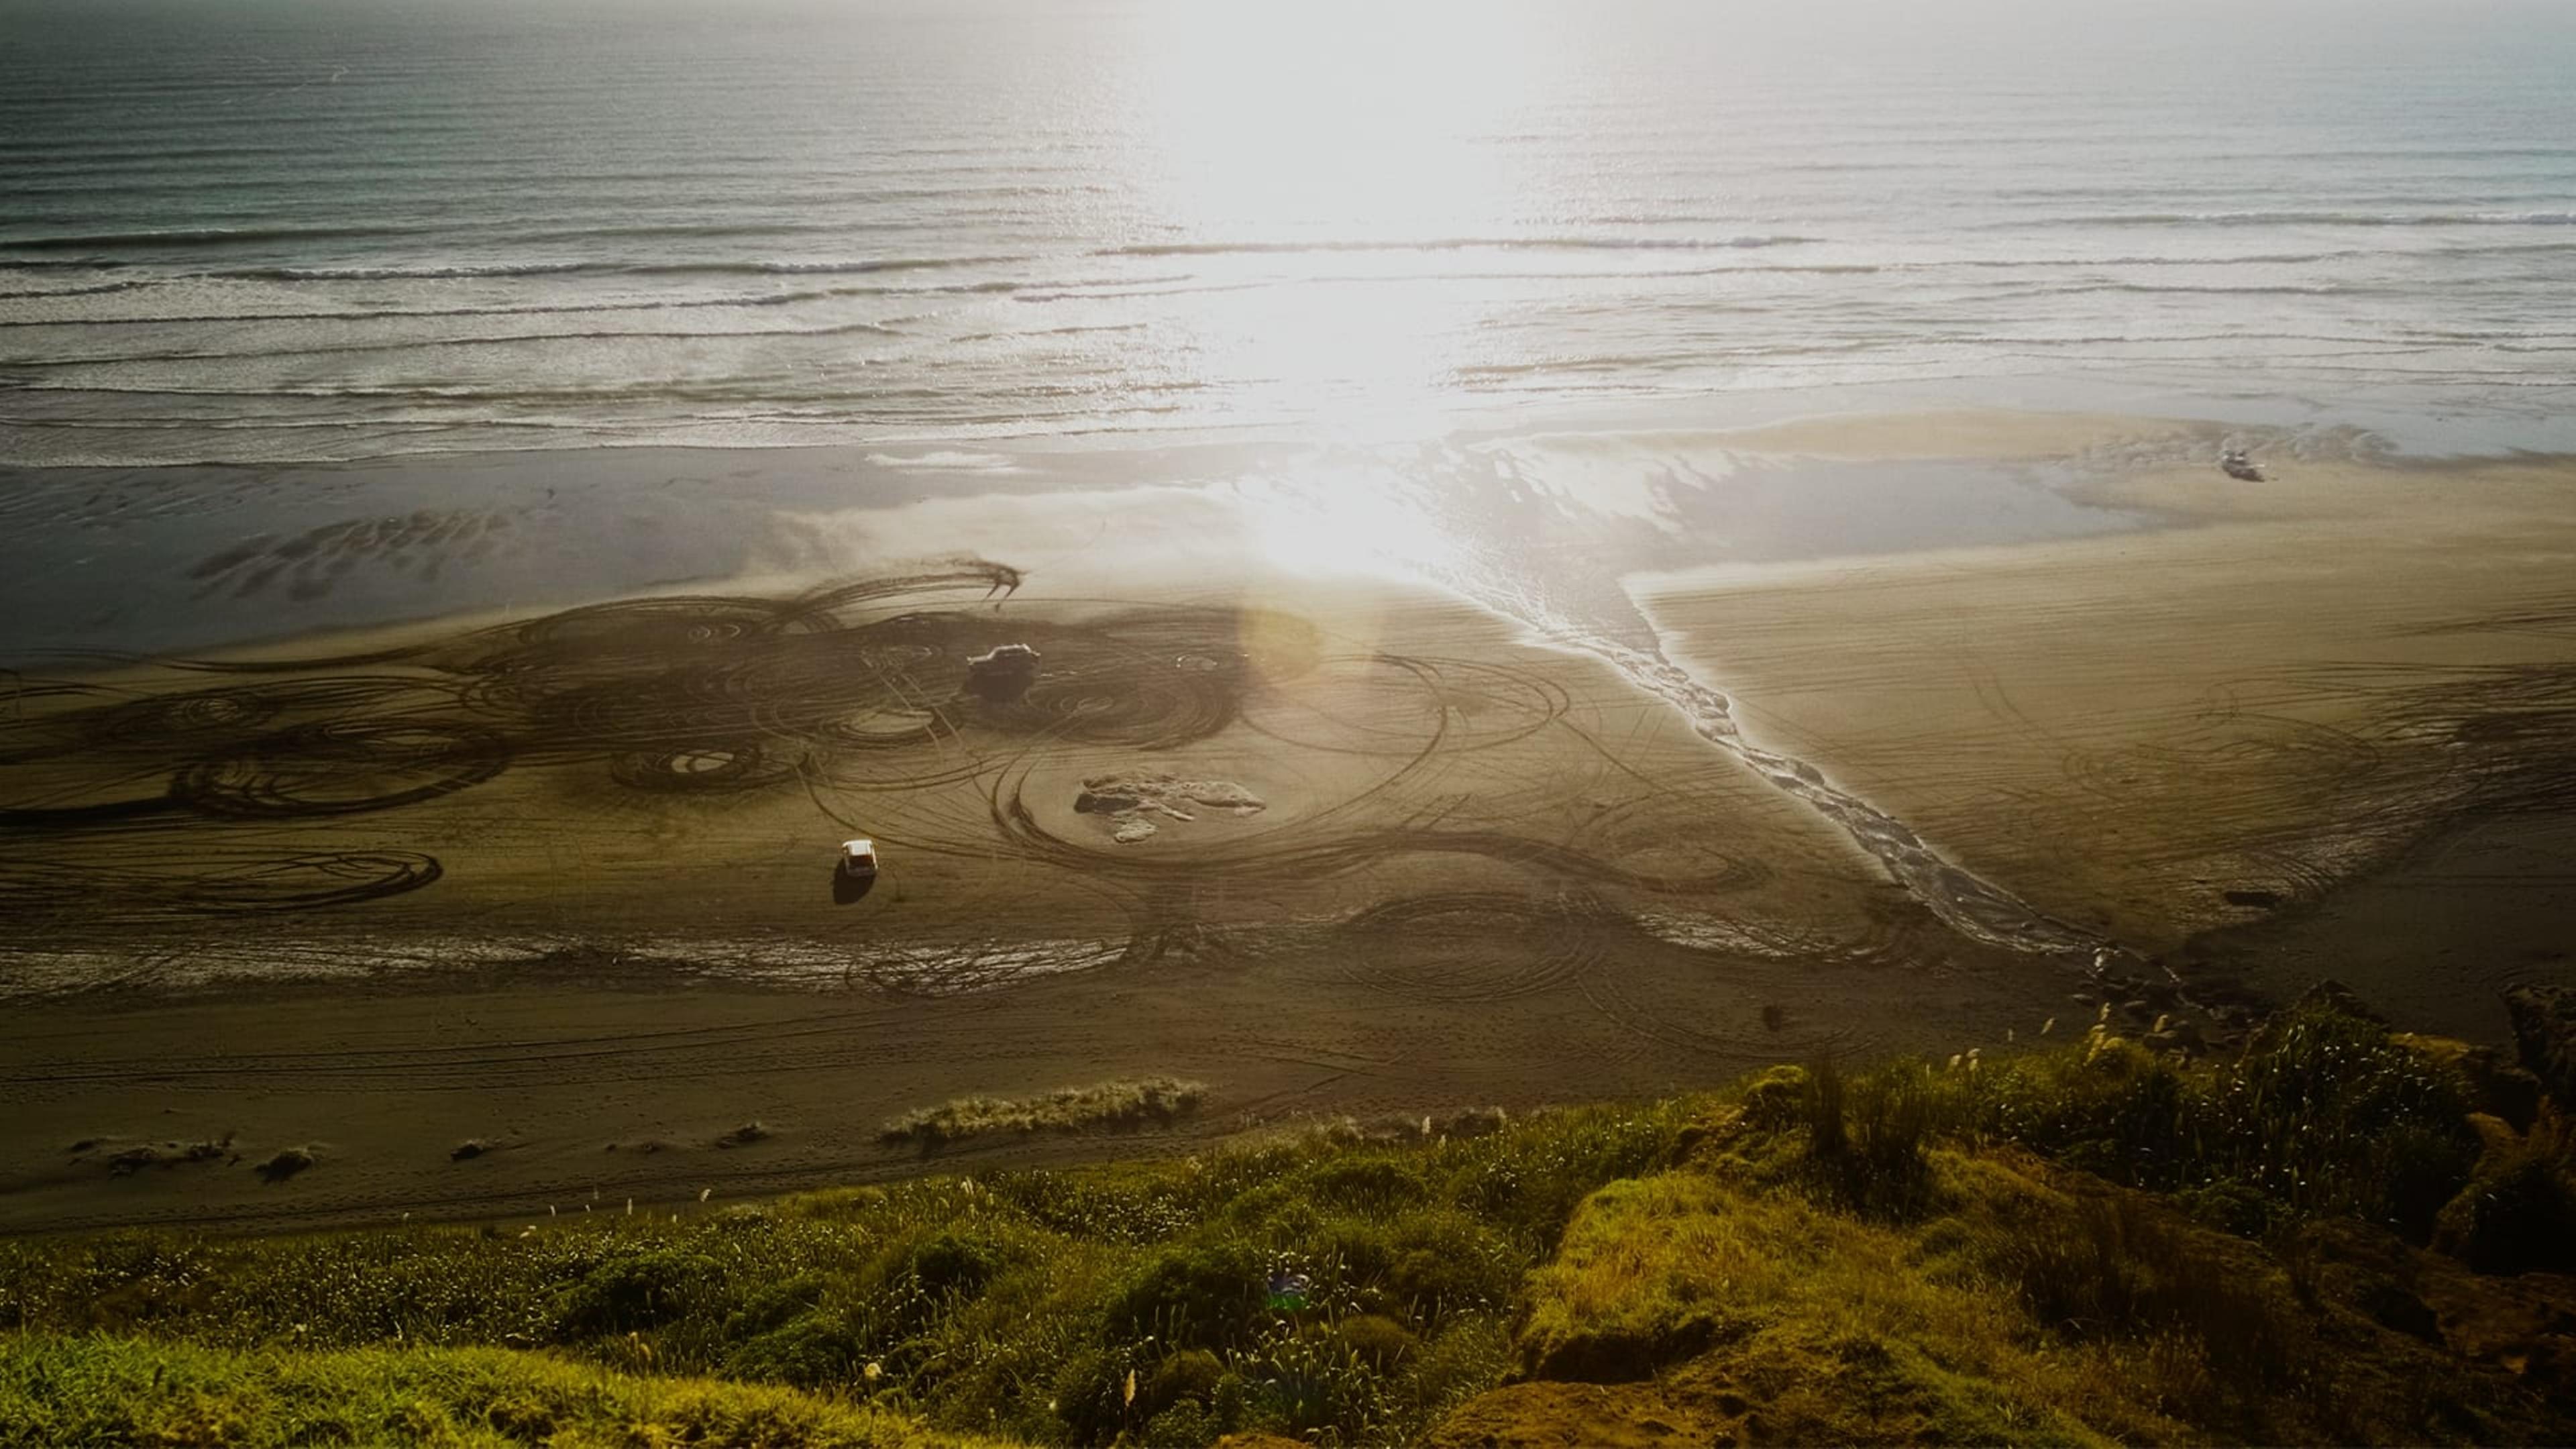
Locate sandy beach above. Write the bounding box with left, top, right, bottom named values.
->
left=3, top=409, right=2571, bottom=1234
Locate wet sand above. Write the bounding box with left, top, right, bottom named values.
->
left=1642, top=430, right=2576, bottom=955
left=3, top=409, right=2573, bottom=1232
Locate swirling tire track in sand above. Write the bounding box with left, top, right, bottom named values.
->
left=1335, top=890, right=1606, bottom=1004
left=0, top=849, right=442, bottom=920
left=0, top=563, right=1286, bottom=921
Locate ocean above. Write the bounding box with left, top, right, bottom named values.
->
left=3, top=0, right=2574, bottom=468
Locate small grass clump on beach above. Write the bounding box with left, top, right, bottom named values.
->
left=879, top=1076, right=1208, bottom=1149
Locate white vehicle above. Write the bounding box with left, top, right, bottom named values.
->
left=839, top=838, right=879, bottom=877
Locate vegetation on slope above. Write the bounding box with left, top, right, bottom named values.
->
left=0, top=1333, right=1000, bottom=1448
left=2, top=1100, right=1684, bottom=1446
left=9, top=985, right=2576, bottom=1446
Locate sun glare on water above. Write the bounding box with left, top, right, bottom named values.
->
left=1123, top=0, right=1552, bottom=438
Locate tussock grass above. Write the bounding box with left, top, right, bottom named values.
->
left=878, top=1077, right=1207, bottom=1149
left=1800, top=1057, right=1936, bottom=1216
left=1780, top=996, right=2485, bottom=1242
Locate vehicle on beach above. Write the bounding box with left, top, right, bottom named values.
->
left=964, top=641, right=1042, bottom=703
left=839, top=838, right=879, bottom=877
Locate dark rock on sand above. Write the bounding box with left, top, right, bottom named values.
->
left=255, top=1146, right=317, bottom=1183
left=714, top=1120, right=771, bottom=1148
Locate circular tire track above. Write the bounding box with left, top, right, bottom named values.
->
left=608, top=740, right=802, bottom=794
left=173, top=720, right=507, bottom=819
left=1, top=564, right=1291, bottom=924
left=0, top=849, right=442, bottom=920
left=1238, top=653, right=1568, bottom=759
left=89, top=688, right=284, bottom=750
left=1337, top=891, right=1605, bottom=1003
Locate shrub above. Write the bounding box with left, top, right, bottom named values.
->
left=1048, top=1344, right=1139, bottom=1445
left=1329, top=1312, right=1419, bottom=1371
left=2213, top=1003, right=2479, bottom=1231
left=722, top=1308, right=870, bottom=1388
left=1379, top=1211, right=1517, bottom=1326
left=1253, top=1313, right=1393, bottom=1439
left=1143, top=1346, right=1226, bottom=1415
left=1802, top=1058, right=1934, bottom=1216
left=1106, top=1241, right=1267, bottom=1350
left=1938, top=996, right=2479, bottom=1236
left=1139, top=1397, right=1220, bottom=1448
left=1737, top=1063, right=1809, bottom=1132
left=907, top=1230, right=1008, bottom=1298
left=1297, top=1157, right=1429, bottom=1214
left=553, top=1245, right=718, bottom=1339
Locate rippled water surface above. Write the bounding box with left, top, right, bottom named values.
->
left=3, top=0, right=2573, bottom=464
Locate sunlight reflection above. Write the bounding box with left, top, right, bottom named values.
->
left=1239, top=451, right=1459, bottom=585
left=1125, top=0, right=1547, bottom=435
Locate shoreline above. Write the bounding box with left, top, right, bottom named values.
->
left=0, top=400, right=2483, bottom=663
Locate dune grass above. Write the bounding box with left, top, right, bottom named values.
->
left=0, top=1097, right=1681, bottom=1447
left=877, top=1077, right=1208, bottom=1149
left=5, top=990, right=2573, bottom=1446
left=0, top=1332, right=996, bottom=1448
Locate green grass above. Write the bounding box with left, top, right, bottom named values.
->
left=877, top=1077, right=1208, bottom=1150
left=0, top=1332, right=996, bottom=1448
left=0, top=1099, right=1688, bottom=1447
left=5, top=989, right=2572, bottom=1446
left=1782, top=1002, right=2485, bottom=1241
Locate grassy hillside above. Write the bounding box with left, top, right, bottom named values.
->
left=0, top=1334, right=1002, bottom=1448
left=9, top=988, right=2576, bottom=1446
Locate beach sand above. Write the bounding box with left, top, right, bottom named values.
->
left=3, top=410, right=2571, bottom=1232
left=1642, top=428, right=2576, bottom=1036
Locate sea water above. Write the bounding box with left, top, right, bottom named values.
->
left=3, top=0, right=2573, bottom=468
